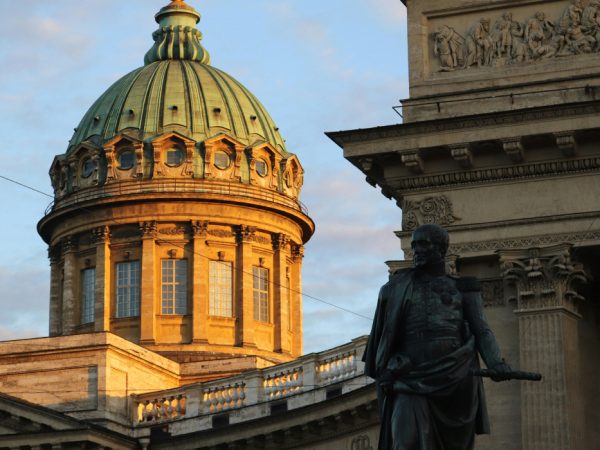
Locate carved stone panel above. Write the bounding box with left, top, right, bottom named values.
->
left=401, top=195, right=461, bottom=231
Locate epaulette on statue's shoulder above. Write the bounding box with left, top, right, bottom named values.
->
left=455, top=276, right=481, bottom=292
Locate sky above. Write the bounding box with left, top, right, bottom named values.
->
left=0, top=0, right=408, bottom=353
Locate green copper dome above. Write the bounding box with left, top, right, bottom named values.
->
left=68, top=0, right=286, bottom=154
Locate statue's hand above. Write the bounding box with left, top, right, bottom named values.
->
left=489, top=360, right=512, bottom=382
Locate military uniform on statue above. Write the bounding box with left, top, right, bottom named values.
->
left=363, top=224, right=512, bottom=450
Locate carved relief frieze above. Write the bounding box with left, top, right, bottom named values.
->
left=254, top=235, right=272, bottom=246
left=401, top=196, right=461, bottom=231
left=431, top=1, right=600, bottom=72
left=159, top=226, right=187, bottom=236
left=498, top=244, right=587, bottom=313
left=208, top=229, right=234, bottom=239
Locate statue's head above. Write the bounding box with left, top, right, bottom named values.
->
left=411, top=224, right=449, bottom=269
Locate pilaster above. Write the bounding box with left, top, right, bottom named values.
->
left=192, top=221, right=209, bottom=344
left=499, top=244, right=587, bottom=450
left=272, top=233, right=290, bottom=353
left=48, top=245, right=62, bottom=336
left=140, top=221, right=157, bottom=345
left=235, top=225, right=256, bottom=348
left=61, top=235, right=78, bottom=335
left=290, top=243, right=304, bottom=356
left=93, top=226, right=111, bottom=332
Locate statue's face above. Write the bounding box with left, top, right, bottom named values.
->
left=411, top=228, right=445, bottom=269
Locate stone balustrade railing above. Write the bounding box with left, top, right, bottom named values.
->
left=132, top=336, right=369, bottom=427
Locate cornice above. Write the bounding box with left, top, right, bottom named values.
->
left=390, top=156, right=600, bottom=192
left=327, top=101, right=600, bottom=149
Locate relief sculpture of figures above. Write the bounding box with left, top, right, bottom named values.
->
left=465, top=18, right=494, bottom=67
left=582, top=0, right=600, bottom=50
left=525, top=12, right=558, bottom=60
left=433, top=25, right=465, bottom=71
left=432, top=1, right=600, bottom=72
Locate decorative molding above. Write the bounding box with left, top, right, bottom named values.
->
left=448, top=230, right=600, bottom=255
left=159, top=226, right=186, bottom=236
left=139, top=221, right=157, bottom=239
left=400, top=151, right=424, bottom=174
left=394, top=156, right=600, bottom=192
left=330, top=102, right=600, bottom=146
left=208, top=229, right=234, bottom=239
left=498, top=244, right=587, bottom=313
left=254, top=235, right=272, bottom=246
left=502, top=137, right=524, bottom=163
left=431, top=4, right=600, bottom=72
left=450, top=145, right=473, bottom=168
left=555, top=131, right=578, bottom=156
left=401, top=195, right=461, bottom=231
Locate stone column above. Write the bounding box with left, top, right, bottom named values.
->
left=290, top=244, right=304, bottom=356
left=48, top=245, right=62, bottom=336
left=61, top=236, right=78, bottom=335
left=272, top=233, right=290, bottom=353
left=93, top=226, right=111, bottom=332
left=140, top=221, right=157, bottom=345
left=235, top=225, right=256, bottom=348
left=499, top=244, right=587, bottom=450
left=192, top=221, right=209, bottom=344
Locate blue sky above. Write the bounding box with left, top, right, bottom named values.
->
left=0, top=0, right=408, bottom=353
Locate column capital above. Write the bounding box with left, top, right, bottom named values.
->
left=61, top=235, right=78, bottom=255
left=272, top=233, right=290, bottom=252
left=139, top=221, right=157, bottom=239
left=48, top=245, right=61, bottom=264
left=291, top=244, right=304, bottom=262
left=191, top=220, right=209, bottom=237
left=92, top=225, right=111, bottom=244
left=235, top=225, right=257, bottom=244
left=498, top=243, right=587, bottom=314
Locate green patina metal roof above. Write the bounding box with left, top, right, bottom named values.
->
left=68, top=0, right=287, bottom=154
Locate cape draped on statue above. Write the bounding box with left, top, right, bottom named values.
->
left=363, top=268, right=490, bottom=450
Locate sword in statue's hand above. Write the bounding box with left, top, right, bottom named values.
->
left=470, top=368, right=542, bottom=381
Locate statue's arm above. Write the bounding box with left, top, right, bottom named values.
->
left=459, top=278, right=504, bottom=369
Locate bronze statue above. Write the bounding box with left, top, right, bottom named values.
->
left=363, top=224, right=513, bottom=450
